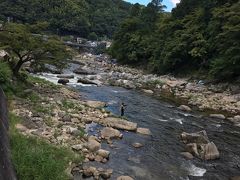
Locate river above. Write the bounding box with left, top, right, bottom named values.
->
left=37, top=70, right=240, bottom=180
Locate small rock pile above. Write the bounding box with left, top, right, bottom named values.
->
left=180, top=130, right=220, bottom=160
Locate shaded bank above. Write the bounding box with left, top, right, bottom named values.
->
left=0, top=87, right=16, bottom=180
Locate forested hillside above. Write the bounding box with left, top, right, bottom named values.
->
left=0, top=0, right=131, bottom=38
left=110, top=0, right=240, bottom=81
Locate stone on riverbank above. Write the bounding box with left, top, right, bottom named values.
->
left=142, top=89, right=154, bottom=94
left=97, top=149, right=110, bottom=159
left=209, top=114, right=226, bottom=119
left=77, top=78, right=98, bottom=85
left=87, top=136, right=101, bottom=152
left=178, top=105, right=192, bottom=112
left=136, top=128, right=151, bottom=135
left=100, top=127, right=122, bottom=139
left=58, top=79, right=69, bottom=85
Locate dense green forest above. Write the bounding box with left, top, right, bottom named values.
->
left=110, top=0, right=240, bottom=80
left=0, top=0, right=131, bottom=38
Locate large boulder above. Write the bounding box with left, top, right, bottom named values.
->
left=180, top=130, right=209, bottom=144
left=58, top=79, right=69, bottom=85
left=87, top=136, right=101, bottom=152
left=102, top=117, right=137, bottom=131
left=202, top=142, right=220, bottom=160
left=100, top=127, right=122, bottom=139
left=77, top=78, right=98, bottom=85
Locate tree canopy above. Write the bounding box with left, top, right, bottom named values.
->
left=0, top=23, right=70, bottom=74
left=0, top=0, right=132, bottom=38
left=110, top=0, right=240, bottom=81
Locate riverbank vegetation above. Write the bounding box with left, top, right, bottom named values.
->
left=0, top=23, right=71, bottom=75
left=110, top=0, right=240, bottom=81
left=0, top=21, right=83, bottom=179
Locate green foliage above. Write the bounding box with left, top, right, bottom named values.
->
left=0, top=0, right=132, bottom=38
left=0, top=61, right=12, bottom=83
left=0, top=23, right=71, bottom=74
left=9, top=113, right=83, bottom=180
left=110, top=0, right=240, bottom=81
left=88, top=32, right=98, bottom=41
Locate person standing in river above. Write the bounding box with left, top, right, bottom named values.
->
left=120, top=102, right=127, bottom=116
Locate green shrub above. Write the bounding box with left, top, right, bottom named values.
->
left=0, top=61, right=12, bottom=83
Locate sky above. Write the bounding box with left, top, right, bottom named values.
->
left=125, top=0, right=180, bottom=12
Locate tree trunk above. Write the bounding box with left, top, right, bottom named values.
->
left=13, top=60, right=24, bottom=75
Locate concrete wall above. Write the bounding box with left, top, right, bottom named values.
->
left=0, top=87, right=16, bottom=180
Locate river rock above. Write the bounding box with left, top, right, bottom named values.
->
left=95, top=155, right=104, bottom=162
left=77, top=78, right=98, bottom=85
left=180, top=152, right=194, bottom=159
left=99, top=168, right=113, bottom=179
left=100, top=127, right=122, bottom=139
left=181, top=130, right=209, bottom=144
left=57, top=74, right=74, bottom=79
left=15, top=124, right=28, bottom=132
left=142, top=89, right=154, bottom=94
left=86, top=100, right=106, bottom=108
left=71, top=144, right=83, bottom=151
left=58, top=79, right=69, bottom=85
left=136, top=128, right=151, bottom=135
left=185, top=143, right=199, bottom=156
left=202, top=142, right=220, bottom=160
left=82, top=166, right=97, bottom=177
left=97, top=149, right=110, bottom=159
left=178, top=105, right=192, bottom=112
left=132, top=143, right=143, bottom=148
left=87, top=137, right=101, bottom=152
left=103, top=117, right=137, bottom=131
left=117, top=176, right=134, bottom=180
left=73, top=67, right=95, bottom=75
left=209, top=114, right=226, bottom=119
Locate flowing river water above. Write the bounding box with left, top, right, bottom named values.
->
left=37, top=67, right=240, bottom=180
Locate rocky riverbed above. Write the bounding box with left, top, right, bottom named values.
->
left=61, top=53, right=240, bottom=125
left=25, top=52, right=240, bottom=180
left=11, top=76, right=151, bottom=179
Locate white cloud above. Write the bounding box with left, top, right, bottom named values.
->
left=170, top=0, right=180, bottom=5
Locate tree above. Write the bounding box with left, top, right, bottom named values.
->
left=0, top=23, right=71, bottom=75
